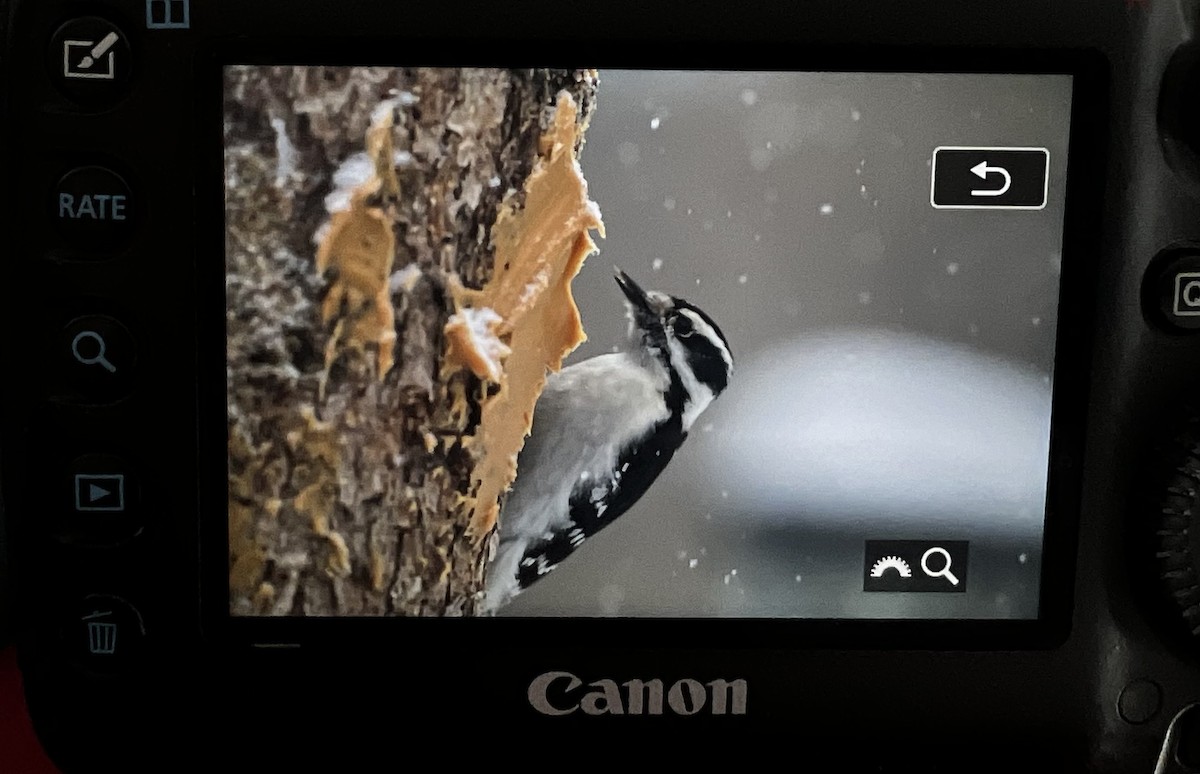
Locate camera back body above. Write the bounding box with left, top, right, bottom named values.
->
left=3, top=0, right=1200, bottom=769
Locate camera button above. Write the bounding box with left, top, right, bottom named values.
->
left=1147, top=249, right=1200, bottom=332
left=47, top=17, right=133, bottom=107
left=68, top=594, right=146, bottom=671
left=51, top=166, right=135, bottom=250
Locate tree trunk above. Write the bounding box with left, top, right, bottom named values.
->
left=224, top=67, right=601, bottom=616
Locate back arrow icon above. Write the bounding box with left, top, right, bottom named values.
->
left=970, top=161, right=1011, bottom=197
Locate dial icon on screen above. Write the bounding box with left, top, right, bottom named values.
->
left=869, top=556, right=913, bottom=579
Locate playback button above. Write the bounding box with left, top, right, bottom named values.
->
left=56, top=454, right=142, bottom=545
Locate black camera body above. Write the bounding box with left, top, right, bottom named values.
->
left=3, top=0, right=1200, bottom=770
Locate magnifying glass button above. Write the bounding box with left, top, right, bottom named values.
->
left=56, top=314, right=137, bottom=403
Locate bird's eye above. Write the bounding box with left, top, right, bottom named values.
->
left=672, top=314, right=696, bottom=337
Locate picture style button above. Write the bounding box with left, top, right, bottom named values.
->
left=47, top=17, right=133, bottom=106
left=55, top=454, right=142, bottom=545
left=54, top=315, right=137, bottom=402
left=67, top=594, right=146, bottom=670
left=51, top=166, right=134, bottom=249
left=930, top=147, right=1050, bottom=210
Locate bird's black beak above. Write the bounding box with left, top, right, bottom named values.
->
left=614, top=267, right=657, bottom=320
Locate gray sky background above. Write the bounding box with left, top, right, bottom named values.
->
left=502, top=70, right=1073, bottom=619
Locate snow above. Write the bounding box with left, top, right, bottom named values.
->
left=650, top=117, right=661, bottom=130
left=663, top=197, right=676, bottom=211
left=270, top=117, right=297, bottom=188
left=449, top=307, right=510, bottom=382
left=689, top=558, right=699, bottom=569
left=519, top=267, right=551, bottom=305
left=370, top=97, right=401, bottom=125
left=740, top=89, right=758, bottom=106
left=695, top=328, right=1055, bottom=539
left=819, top=203, right=834, bottom=215
left=946, top=263, right=960, bottom=276
left=652, top=258, right=664, bottom=271
left=738, top=275, right=748, bottom=284
left=850, top=108, right=861, bottom=121
left=389, top=264, right=423, bottom=293
left=331, top=152, right=373, bottom=193
left=324, top=190, right=352, bottom=214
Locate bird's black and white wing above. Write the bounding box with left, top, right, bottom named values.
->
left=482, top=352, right=682, bottom=612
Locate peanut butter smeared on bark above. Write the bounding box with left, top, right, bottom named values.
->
left=443, top=91, right=604, bottom=538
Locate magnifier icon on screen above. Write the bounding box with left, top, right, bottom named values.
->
left=71, top=330, right=117, bottom=373
left=921, top=547, right=959, bottom=586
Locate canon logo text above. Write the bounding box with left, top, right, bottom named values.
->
left=528, top=671, right=747, bottom=716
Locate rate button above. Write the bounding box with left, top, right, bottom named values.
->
left=50, top=166, right=135, bottom=249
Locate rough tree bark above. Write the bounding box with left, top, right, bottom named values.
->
left=225, top=67, right=601, bottom=616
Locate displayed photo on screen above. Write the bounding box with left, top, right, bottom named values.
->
left=224, top=67, right=1072, bottom=618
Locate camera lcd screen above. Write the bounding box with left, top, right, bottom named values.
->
left=223, top=67, right=1073, bottom=620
